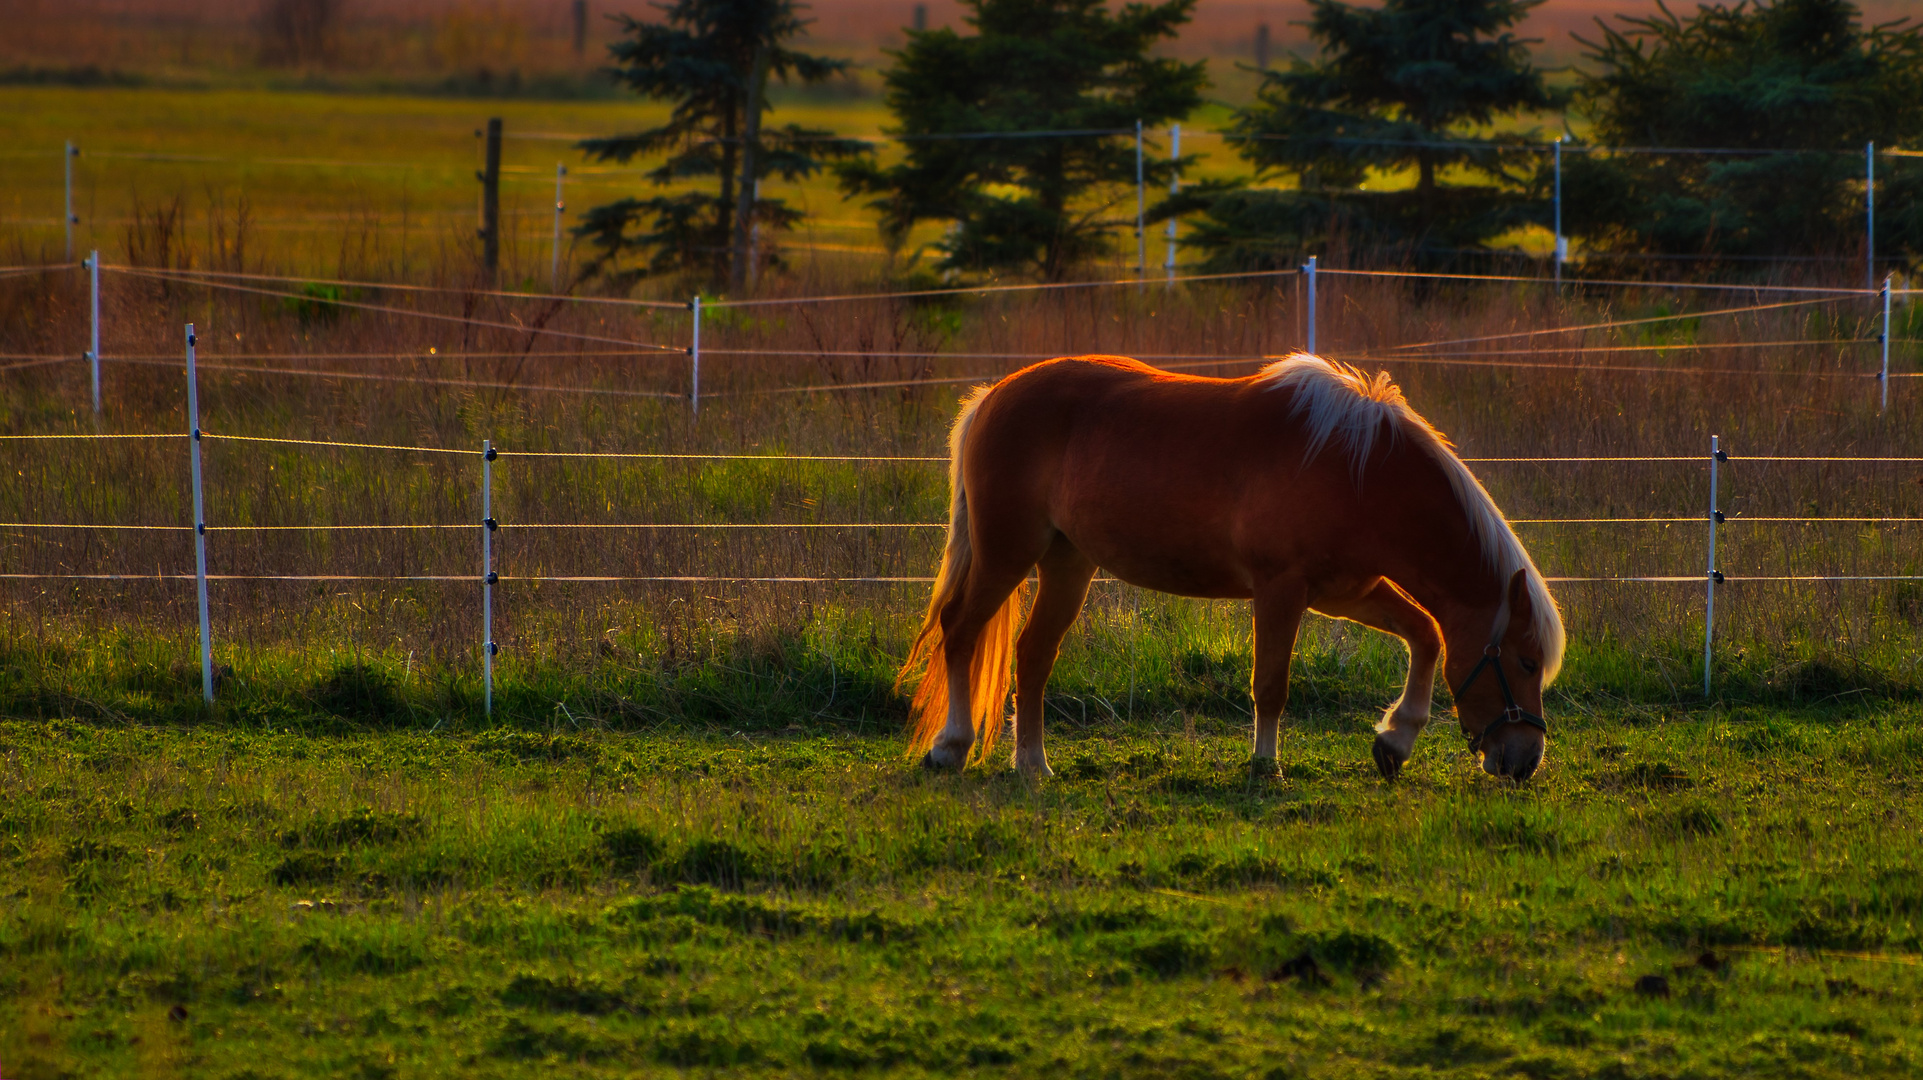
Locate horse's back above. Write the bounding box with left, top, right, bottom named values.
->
left=963, top=356, right=1310, bottom=596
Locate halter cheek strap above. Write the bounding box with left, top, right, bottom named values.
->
left=1453, top=643, right=1547, bottom=752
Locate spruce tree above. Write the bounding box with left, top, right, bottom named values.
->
left=1171, top=0, right=1555, bottom=269
left=1566, top=0, right=1923, bottom=265
left=840, top=0, right=1206, bottom=279
left=574, top=0, right=868, bottom=287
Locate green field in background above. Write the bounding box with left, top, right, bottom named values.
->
left=0, top=86, right=1269, bottom=278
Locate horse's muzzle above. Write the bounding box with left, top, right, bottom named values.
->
left=1479, top=724, right=1545, bottom=781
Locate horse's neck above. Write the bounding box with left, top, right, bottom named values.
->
left=1376, top=457, right=1505, bottom=669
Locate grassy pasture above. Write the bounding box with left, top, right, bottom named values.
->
left=2, top=707, right=1922, bottom=1079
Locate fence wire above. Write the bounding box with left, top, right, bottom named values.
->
left=1391, top=295, right=1860, bottom=352
left=6, top=571, right=1922, bottom=586
left=110, top=267, right=681, bottom=353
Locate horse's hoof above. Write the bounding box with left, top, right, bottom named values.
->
left=1371, top=734, right=1404, bottom=782
left=1247, top=756, right=1280, bottom=779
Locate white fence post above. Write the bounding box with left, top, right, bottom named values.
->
left=1703, top=435, right=1723, bottom=697
left=1163, top=124, right=1180, bottom=284
left=1304, top=255, right=1318, bottom=353
left=1553, top=137, right=1565, bottom=291
left=1881, top=273, right=1892, bottom=414
left=551, top=163, right=567, bottom=291
left=86, top=250, right=99, bottom=414
left=689, top=295, right=702, bottom=413
left=65, top=141, right=78, bottom=262
left=185, top=324, right=214, bottom=705
left=1135, top=120, right=1145, bottom=276
left=482, top=439, right=497, bottom=716
left=1867, top=141, right=1875, bottom=292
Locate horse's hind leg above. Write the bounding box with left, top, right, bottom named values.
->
left=1313, top=578, right=1441, bottom=781
left=1250, top=578, right=1310, bottom=761
left=1011, top=535, right=1097, bottom=777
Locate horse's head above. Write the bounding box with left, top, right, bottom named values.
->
left=1450, top=568, right=1549, bottom=781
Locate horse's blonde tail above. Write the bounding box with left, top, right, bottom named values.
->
left=896, top=386, right=1027, bottom=761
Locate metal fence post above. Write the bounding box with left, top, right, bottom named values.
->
left=86, top=249, right=99, bottom=414
left=1867, top=141, right=1875, bottom=292
left=65, top=141, right=78, bottom=262
left=185, top=324, right=214, bottom=705
left=1305, top=255, right=1318, bottom=353
left=1135, top=120, right=1145, bottom=276
left=1881, top=273, right=1892, bottom=414
left=551, top=163, right=567, bottom=291
left=1554, top=137, right=1564, bottom=291
left=689, top=295, right=702, bottom=413
left=1703, top=435, right=1724, bottom=697
left=1163, top=124, right=1180, bottom=284
left=482, top=439, right=497, bottom=716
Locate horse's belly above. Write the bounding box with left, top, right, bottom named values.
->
left=1056, top=514, right=1254, bottom=599
left=1102, top=556, right=1254, bottom=599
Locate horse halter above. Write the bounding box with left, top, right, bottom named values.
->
left=1453, top=643, right=1547, bottom=753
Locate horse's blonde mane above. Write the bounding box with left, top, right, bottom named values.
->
left=1257, top=353, right=1565, bottom=684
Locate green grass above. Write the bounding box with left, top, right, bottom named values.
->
left=0, top=86, right=899, bottom=271
left=3, top=691, right=1921, bottom=1079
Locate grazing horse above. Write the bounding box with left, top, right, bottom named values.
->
left=897, top=354, right=1564, bottom=781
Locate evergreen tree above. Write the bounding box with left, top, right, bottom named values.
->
left=1565, top=0, right=1923, bottom=265
left=840, top=0, right=1206, bottom=279
left=574, top=0, right=868, bottom=287
left=1173, top=0, right=1555, bottom=269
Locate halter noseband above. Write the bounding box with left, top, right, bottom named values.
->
left=1453, top=643, right=1547, bottom=752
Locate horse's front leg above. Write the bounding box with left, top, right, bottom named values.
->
left=1250, top=579, right=1310, bottom=761
left=1314, top=578, right=1442, bottom=781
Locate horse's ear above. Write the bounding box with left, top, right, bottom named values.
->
left=1505, top=568, right=1533, bottom=639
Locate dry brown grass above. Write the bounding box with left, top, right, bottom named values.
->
left=2, top=213, right=1920, bottom=692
